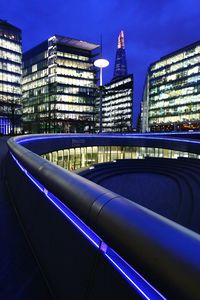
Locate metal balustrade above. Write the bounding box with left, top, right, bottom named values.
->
left=6, top=133, right=200, bottom=299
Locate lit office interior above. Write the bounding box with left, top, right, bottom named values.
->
left=147, top=43, right=200, bottom=132
left=42, top=145, right=199, bottom=171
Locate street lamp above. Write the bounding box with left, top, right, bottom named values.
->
left=94, top=58, right=109, bottom=86
left=94, top=58, right=109, bottom=132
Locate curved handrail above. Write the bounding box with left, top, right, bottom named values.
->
left=7, top=133, right=200, bottom=299
left=12, top=132, right=200, bottom=155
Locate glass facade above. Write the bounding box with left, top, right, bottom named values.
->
left=96, top=75, right=133, bottom=132
left=22, top=35, right=99, bottom=133
left=143, top=41, right=200, bottom=132
left=0, top=20, right=22, bottom=134
left=42, top=145, right=199, bottom=171
left=113, top=31, right=128, bottom=80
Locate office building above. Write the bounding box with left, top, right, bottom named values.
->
left=0, top=20, right=22, bottom=134
left=96, top=31, right=133, bottom=132
left=101, top=75, right=133, bottom=132
left=22, top=35, right=99, bottom=133
left=142, top=41, right=200, bottom=132
left=141, top=75, right=149, bottom=132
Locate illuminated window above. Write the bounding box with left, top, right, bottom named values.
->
left=32, top=64, right=37, bottom=72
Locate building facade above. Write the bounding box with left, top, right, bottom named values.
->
left=0, top=20, right=22, bottom=134
left=141, top=75, right=149, bottom=132
left=143, top=41, right=200, bottom=132
left=100, top=75, right=133, bottom=132
left=22, top=35, right=99, bottom=133
left=113, top=30, right=128, bottom=81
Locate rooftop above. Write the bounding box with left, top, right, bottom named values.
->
left=150, top=39, right=200, bottom=68
left=54, top=34, right=99, bottom=51
left=0, top=19, right=21, bottom=32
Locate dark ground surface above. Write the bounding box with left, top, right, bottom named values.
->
left=0, top=137, right=53, bottom=300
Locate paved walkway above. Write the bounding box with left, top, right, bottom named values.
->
left=0, top=137, right=53, bottom=299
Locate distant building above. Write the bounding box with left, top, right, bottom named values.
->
left=0, top=20, right=22, bottom=134
left=142, top=41, right=200, bottom=132
left=96, top=31, right=133, bottom=132
left=113, top=31, right=128, bottom=81
left=22, top=35, right=99, bottom=133
left=136, top=105, right=142, bottom=133
left=141, top=75, right=149, bottom=132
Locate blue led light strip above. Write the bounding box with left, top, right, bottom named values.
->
left=10, top=152, right=166, bottom=300
left=16, top=134, right=93, bottom=145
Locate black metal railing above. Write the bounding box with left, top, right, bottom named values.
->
left=6, top=133, right=200, bottom=299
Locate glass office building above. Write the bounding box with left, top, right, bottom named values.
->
left=113, top=31, right=128, bottom=80
left=0, top=20, right=22, bottom=134
left=100, top=75, right=133, bottom=132
left=143, top=41, right=200, bottom=132
left=22, top=35, right=99, bottom=133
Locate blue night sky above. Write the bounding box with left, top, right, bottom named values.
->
left=1, top=0, right=200, bottom=125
